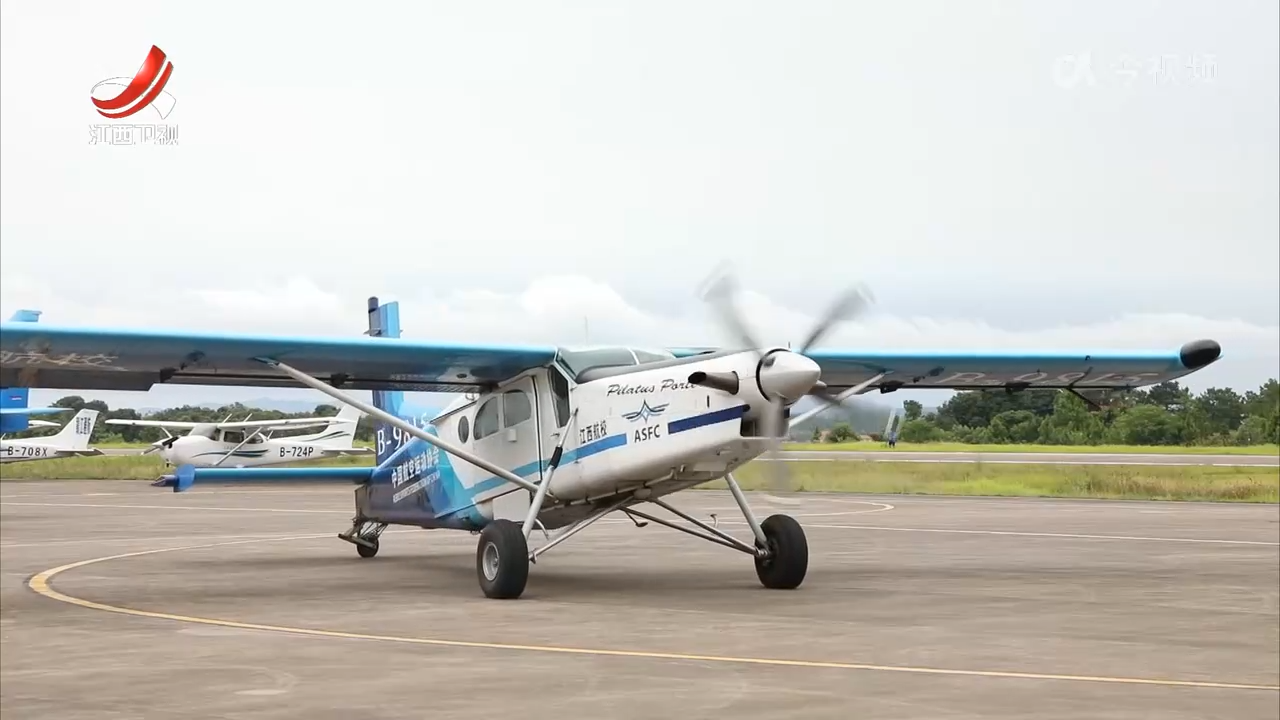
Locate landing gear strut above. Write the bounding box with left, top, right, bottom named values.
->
left=339, top=519, right=387, bottom=559
left=480, top=473, right=808, bottom=599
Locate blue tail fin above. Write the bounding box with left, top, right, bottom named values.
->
left=365, top=296, right=440, bottom=465
left=366, top=296, right=406, bottom=466
left=1, top=309, right=65, bottom=433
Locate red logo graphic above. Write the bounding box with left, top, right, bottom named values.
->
left=91, top=45, right=176, bottom=120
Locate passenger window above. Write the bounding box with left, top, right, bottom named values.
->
left=223, top=431, right=243, bottom=444
left=503, top=390, right=532, bottom=427
left=548, top=370, right=570, bottom=428
left=474, top=398, right=501, bottom=440
left=458, top=415, right=470, bottom=444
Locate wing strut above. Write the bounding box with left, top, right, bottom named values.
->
left=255, top=358, right=547, bottom=497
left=523, top=407, right=578, bottom=541
left=1066, top=387, right=1105, bottom=411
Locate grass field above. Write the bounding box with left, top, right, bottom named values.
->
left=784, top=441, right=1280, bottom=455
left=727, top=463, right=1278, bottom=503
left=3, top=454, right=1276, bottom=503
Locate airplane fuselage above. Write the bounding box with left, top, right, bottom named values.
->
left=159, top=436, right=365, bottom=468
left=0, top=439, right=94, bottom=463
left=365, top=347, right=820, bottom=530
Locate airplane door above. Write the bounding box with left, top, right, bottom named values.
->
left=539, top=366, right=573, bottom=464
left=472, top=375, right=542, bottom=522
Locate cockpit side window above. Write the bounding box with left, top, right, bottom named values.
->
left=474, top=397, right=501, bottom=440
left=548, top=369, right=571, bottom=428
left=503, top=389, right=532, bottom=427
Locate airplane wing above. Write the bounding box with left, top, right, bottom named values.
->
left=0, top=321, right=1221, bottom=395
left=675, top=339, right=1222, bottom=392
left=0, top=323, right=558, bottom=393
left=213, top=417, right=356, bottom=429
left=104, top=419, right=208, bottom=429
left=105, top=417, right=353, bottom=430
left=0, top=406, right=68, bottom=415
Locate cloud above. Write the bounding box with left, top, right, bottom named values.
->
left=3, top=274, right=1276, bottom=401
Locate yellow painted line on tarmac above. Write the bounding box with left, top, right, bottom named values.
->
left=26, top=535, right=1280, bottom=693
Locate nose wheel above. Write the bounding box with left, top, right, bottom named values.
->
left=753, top=514, right=808, bottom=590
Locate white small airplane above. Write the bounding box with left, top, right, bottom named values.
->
left=0, top=408, right=104, bottom=463
left=105, top=405, right=371, bottom=468
left=0, top=274, right=1224, bottom=600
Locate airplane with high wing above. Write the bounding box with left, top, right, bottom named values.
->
left=105, top=405, right=370, bottom=468
left=1, top=408, right=104, bottom=463
left=0, top=279, right=1223, bottom=599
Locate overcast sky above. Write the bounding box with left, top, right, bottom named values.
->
left=2, top=0, right=1277, bottom=412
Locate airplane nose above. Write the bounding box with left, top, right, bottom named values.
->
left=757, top=351, right=822, bottom=402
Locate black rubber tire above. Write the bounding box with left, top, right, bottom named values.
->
left=476, top=520, right=529, bottom=599
left=754, top=514, right=808, bottom=590
left=356, top=536, right=379, bottom=558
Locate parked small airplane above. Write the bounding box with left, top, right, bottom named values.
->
left=105, top=405, right=370, bottom=468
left=0, top=277, right=1223, bottom=599
left=0, top=408, right=104, bottom=463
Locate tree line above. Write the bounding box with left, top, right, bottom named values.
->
left=813, top=378, right=1279, bottom=447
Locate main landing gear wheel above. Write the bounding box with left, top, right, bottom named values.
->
left=476, top=519, right=529, bottom=599
left=754, top=514, right=808, bottom=590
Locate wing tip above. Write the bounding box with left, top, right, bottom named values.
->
left=1179, top=339, right=1221, bottom=371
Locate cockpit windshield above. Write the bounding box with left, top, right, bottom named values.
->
left=555, top=346, right=676, bottom=378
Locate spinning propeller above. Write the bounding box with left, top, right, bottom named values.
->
left=141, top=430, right=178, bottom=455
left=699, top=267, right=873, bottom=499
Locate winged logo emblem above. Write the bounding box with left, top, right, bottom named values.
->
left=622, top=400, right=669, bottom=423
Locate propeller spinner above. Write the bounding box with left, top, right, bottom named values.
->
left=699, top=267, right=873, bottom=500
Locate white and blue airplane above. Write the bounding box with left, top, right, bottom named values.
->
left=0, top=280, right=1223, bottom=599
